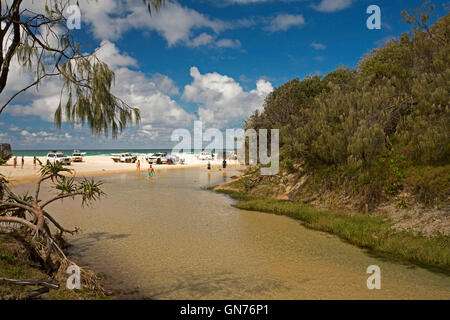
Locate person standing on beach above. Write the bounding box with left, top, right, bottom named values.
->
left=222, top=159, right=227, bottom=170
left=148, top=164, right=155, bottom=178
left=13, top=156, right=17, bottom=168
left=136, top=160, right=141, bottom=171
left=207, top=161, right=211, bottom=171
left=33, top=156, right=37, bottom=169
left=21, top=156, right=24, bottom=169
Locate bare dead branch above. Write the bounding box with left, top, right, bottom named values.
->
left=0, top=216, right=38, bottom=232
left=0, top=278, right=60, bottom=289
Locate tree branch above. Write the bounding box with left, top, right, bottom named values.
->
left=0, top=73, right=59, bottom=114
left=35, top=176, right=52, bottom=202
left=40, top=192, right=84, bottom=209
left=0, top=201, right=35, bottom=213
left=0, top=0, right=22, bottom=93
left=0, top=216, right=38, bottom=232
left=43, top=210, right=79, bottom=235
left=0, top=278, right=59, bottom=290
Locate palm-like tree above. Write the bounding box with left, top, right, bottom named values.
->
left=0, top=162, right=105, bottom=268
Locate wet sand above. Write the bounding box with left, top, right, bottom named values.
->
left=14, top=168, right=450, bottom=299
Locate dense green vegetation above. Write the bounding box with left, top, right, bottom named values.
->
left=215, top=4, right=450, bottom=270
left=214, top=189, right=450, bottom=272
left=245, top=5, right=449, bottom=208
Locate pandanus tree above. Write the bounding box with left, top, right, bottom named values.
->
left=0, top=0, right=166, bottom=294
left=0, top=162, right=105, bottom=270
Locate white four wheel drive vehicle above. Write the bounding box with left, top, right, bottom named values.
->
left=72, top=150, right=85, bottom=162
left=145, top=153, right=168, bottom=164
left=111, top=153, right=138, bottom=163
left=46, top=152, right=72, bottom=165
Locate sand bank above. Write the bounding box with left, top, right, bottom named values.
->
left=0, top=155, right=239, bottom=185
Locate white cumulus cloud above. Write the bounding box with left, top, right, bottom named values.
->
left=266, top=14, right=305, bottom=32
left=313, top=0, right=353, bottom=13
left=182, top=67, right=273, bottom=128
left=75, top=0, right=244, bottom=49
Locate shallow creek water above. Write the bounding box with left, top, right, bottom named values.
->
left=17, top=167, right=450, bottom=299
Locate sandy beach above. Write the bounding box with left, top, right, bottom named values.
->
left=0, top=154, right=239, bottom=185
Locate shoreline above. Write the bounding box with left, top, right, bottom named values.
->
left=0, top=155, right=238, bottom=185
left=212, top=184, right=450, bottom=274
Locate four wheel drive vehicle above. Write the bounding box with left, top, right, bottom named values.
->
left=71, top=150, right=85, bottom=162
left=0, top=143, right=12, bottom=164
left=46, top=152, right=72, bottom=165
left=111, top=153, right=137, bottom=163
left=198, top=151, right=214, bottom=161
left=145, top=153, right=168, bottom=164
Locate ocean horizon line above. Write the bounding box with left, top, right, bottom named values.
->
left=9, top=148, right=238, bottom=157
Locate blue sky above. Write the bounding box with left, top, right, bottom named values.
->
left=0, top=0, right=447, bottom=150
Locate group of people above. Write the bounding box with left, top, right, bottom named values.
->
left=12, top=156, right=24, bottom=168
left=135, top=157, right=228, bottom=179
left=136, top=160, right=155, bottom=179
left=207, top=159, right=227, bottom=171
left=11, top=156, right=38, bottom=169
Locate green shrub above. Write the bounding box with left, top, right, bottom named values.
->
left=404, top=165, right=450, bottom=205
left=244, top=6, right=449, bottom=206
